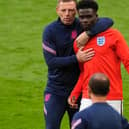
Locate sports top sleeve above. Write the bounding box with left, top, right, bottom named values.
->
left=121, top=116, right=129, bottom=129
left=69, top=71, right=84, bottom=101
left=71, top=112, right=87, bottom=129
left=114, top=29, right=129, bottom=73
left=42, top=26, right=78, bottom=69
left=69, top=40, right=85, bottom=101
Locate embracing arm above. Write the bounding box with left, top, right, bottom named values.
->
left=43, top=26, right=95, bottom=69
left=43, top=27, right=78, bottom=69
left=43, top=45, right=77, bottom=69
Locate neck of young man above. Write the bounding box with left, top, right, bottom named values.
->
left=91, top=94, right=107, bottom=104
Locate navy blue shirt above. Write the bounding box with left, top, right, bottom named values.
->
left=72, top=103, right=129, bottom=129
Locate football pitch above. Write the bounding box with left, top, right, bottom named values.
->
left=0, top=0, right=129, bottom=129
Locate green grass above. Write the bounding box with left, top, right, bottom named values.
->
left=0, top=0, right=129, bottom=129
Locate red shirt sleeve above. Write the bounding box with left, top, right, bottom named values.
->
left=70, top=40, right=84, bottom=101
left=69, top=70, right=84, bottom=102
left=114, top=29, right=129, bottom=73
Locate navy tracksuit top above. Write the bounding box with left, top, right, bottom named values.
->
left=43, top=18, right=81, bottom=96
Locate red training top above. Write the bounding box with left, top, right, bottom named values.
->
left=70, top=28, right=129, bottom=101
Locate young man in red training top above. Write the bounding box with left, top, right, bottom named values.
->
left=68, top=0, right=129, bottom=114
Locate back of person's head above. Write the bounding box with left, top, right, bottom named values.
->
left=89, top=73, right=110, bottom=96
left=76, top=0, right=98, bottom=12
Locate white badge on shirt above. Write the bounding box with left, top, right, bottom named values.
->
left=97, top=36, right=105, bottom=46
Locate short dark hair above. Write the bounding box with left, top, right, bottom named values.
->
left=77, top=0, right=98, bottom=12
left=89, top=73, right=110, bottom=96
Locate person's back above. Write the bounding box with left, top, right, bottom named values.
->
left=75, top=103, right=122, bottom=129
left=71, top=73, right=129, bottom=129
left=72, top=103, right=124, bottom=129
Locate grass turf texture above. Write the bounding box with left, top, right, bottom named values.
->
left=0, top=0, right=129, bottom=129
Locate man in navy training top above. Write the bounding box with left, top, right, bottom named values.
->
left=71, top=73, right=129, bottom=129
left=42, top=0, right=113, bottom=129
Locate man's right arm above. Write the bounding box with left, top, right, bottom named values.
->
left=43, top=26, right=78, bottom=69
left=43, top=26, right=95, bottom=69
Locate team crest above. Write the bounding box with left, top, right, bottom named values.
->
left=71, top=30, right=77, bottom=39
left=97, top=36, right=105, bottom=46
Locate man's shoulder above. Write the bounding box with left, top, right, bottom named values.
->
left=96, top=28, right=121, bottom=37
left=73, top=106, right=92, bottom=121
left=45, top=20, right=58, bottom=30
left=43, top=20, right=59, bottom=36
left=105, top=28, right=120, bottom=33
left=77, top=106, right=91, bottom=115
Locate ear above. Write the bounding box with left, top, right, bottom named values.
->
left=75, top=8, right=77, bottom=13
left=96, top=14, right=98, bottom=18
left=95, top=14, right=99, bottom=22
left=56, top=6, right=59, bottom=15
left=88, top=85, right=92, bottom=98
